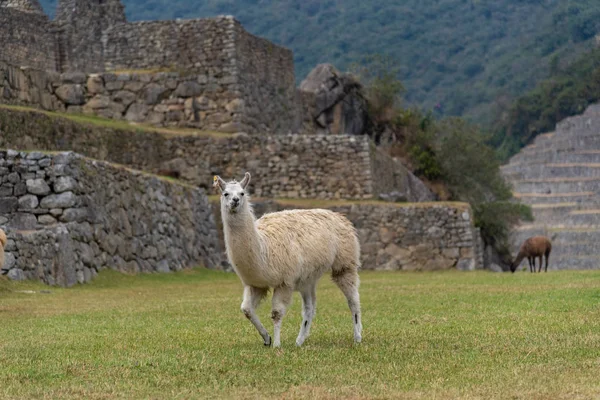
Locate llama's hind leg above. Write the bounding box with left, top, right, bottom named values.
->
left=241, top=286, right=271, bottom=346
left=271, top=285, right=293, bottom=348
left=296, top=284, right=317, bottom=347
left=529, top=257, right=535, bottom=273
left=333, top=269, right=362, bottom=343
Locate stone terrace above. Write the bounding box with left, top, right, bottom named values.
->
left=0, top=150, right=223, bottom=285
left=501, top=103, right=600, bottom=270
left=0, top=105, right=435, bottom=202
left=211, top=198, right=484, bottom=273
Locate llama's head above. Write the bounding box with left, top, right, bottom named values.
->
left=214, top=172, right=252, bottom=215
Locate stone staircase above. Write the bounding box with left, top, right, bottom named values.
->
left=501, top=103, right=600, bottom=270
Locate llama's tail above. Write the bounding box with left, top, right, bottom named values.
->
left=331, top=230, right=361, bottom=275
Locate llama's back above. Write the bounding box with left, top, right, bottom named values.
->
left=257, top=209, right=360, bottom=284
left=523, top=236, right=552, bottom=256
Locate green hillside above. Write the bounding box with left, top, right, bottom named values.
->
left=39, top=0, right=600, bottom=124
left=492, top=46, right=600, bottom=160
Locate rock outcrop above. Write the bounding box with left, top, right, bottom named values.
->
left=299, top=64, right=369, bottom=136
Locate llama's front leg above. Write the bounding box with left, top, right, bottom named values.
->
left=296, top=285, right=317, bottom=347
left=241, top=286, right=271, bottom=346
left=271, top=285, right=293, bottom=348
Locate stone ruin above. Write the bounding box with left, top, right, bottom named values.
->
left=501, top=103, right=600, bottom=270
left=0, top=0, right=487, bottom=285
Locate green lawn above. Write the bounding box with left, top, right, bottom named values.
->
left=2, top=269, right=600, bottom=399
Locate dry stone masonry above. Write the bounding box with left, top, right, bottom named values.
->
left=0, top=2, right=56, bottom=71
left=502, top=103, right=600, bottom=270
left=0, top=1, right=364, bottom=136
left=0, top=150, right=224, bottom=285
left=212, top=199, right=484, bottom=271
left=0, top=0, right=489, bottom=284
left=0, top=107, right=435, bottom=202
left=0, top=1, right=300, bottom=135
left=0, top=61, right=294, bottom=133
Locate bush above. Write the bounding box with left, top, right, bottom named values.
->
left=350, top=54, right=405, bottom=124
left=438, top=118, right=512, bottom=203
left=474, top=202, right=534, bottom=261
left=437, top=118, right=533, bottom=255
left=353, top=63, right=532, bottom=259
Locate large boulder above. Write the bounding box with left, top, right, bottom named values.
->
left=299, top=64, right=369, bottom=136
left=55, top=84, right=85, bottom=105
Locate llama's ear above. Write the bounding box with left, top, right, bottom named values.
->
left=240, top=172, right=251, bottom=189
left=213, top=175, right=227, bottom=192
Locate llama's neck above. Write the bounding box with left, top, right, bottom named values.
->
left=512, top=250, right=527, bottom=268
left=222, top=205, right=266, bottom=283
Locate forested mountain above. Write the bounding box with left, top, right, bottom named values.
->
left=38, top=0, right=600, bottom=124
left=492, top=47, right=600, bottom=160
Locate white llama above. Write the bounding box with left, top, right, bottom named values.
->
left=215, top=172, right=362, bottom=347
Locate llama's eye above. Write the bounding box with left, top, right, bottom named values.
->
left=240, top=192, right=245, bottom=196
left=223, top=192, right=229, bottom=197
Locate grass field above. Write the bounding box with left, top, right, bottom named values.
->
left=2, top=268, right=600, bottom=399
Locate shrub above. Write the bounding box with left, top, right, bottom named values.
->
left=350, top=54, right=405, bottom=124
left=353, top=62, right=532, bottom=260
left=474, top=202, right=534, bottom=261
left=437, top=118, right=533, bottom=255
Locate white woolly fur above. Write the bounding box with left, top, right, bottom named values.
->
left=215, top=172, right=363, bottom=347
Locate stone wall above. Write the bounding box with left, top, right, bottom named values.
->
left=103, top=17, right=235, bottom=75
left=370, top=143, right=436, bottom=202
left=0, top=106, right=434, bottom=201
left=0, top=0, right=44, bottom=13
left=0, top=58, right=300, bottom=134
left=0, top=7, right=57, bottom=71
left=212, top=198, right=482, bottom=271
left=54, top=0, right=127, bottom=73
left=234, top=22, right=297, bottom=134
left=0, top=2, right=302, bottom=134
left=295, top=89, right=318, bottom=135
left=102, top=17, right=298, bottom=134
left=0, top=62, right=240, bottom=131
left=0, top=150, right=223, bottom=285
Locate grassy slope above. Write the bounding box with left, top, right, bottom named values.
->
left=2, top=268, right=600, bottom=399
left=38, top=0, right=600, bottom=124
left=0, top=104, right=232, bottom=139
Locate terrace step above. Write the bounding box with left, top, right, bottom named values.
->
left=512, top=192, right=595, bottom=205
left=504, top=151, right=600, bottom=168
left=528, top=203, right=587, bottom=224
left=512, top=256, right=600, bottom=271
left=502, top=103, right=600, bottom=270
left=511, top=177, right=600, bottom=194
left=502, top=163, right=600, bottom=180
left=513, top=224, right=600, bottom=238
left=527, top=135, right=600, bottom=153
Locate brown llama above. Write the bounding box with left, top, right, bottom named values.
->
left=510, top=236, right=552, bottom=273
left=0, top=228, right=6, bottom=271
